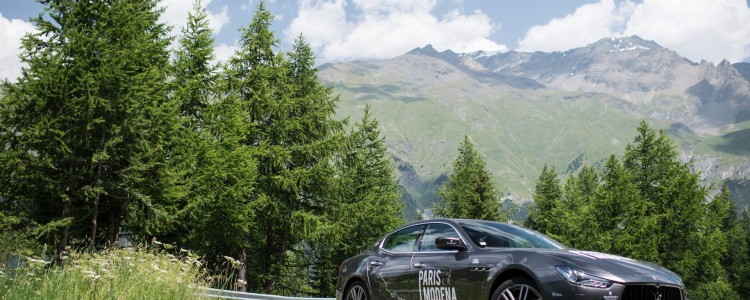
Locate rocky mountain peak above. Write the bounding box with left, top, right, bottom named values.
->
left=409, top=44, right=460, bottom=62
left=583, top=35, right=661, bottom=53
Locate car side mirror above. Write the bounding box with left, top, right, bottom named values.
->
left=435, top=236, right=466, bottom=251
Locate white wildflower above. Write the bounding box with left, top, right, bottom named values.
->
left=26, top=258, right=50, bottom=265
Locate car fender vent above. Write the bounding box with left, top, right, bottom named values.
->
left=622, top=285, right=683, bottom=300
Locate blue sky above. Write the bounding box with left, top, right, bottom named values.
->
left=2, top=0, right=750, bottom=81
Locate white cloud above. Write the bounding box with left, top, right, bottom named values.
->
left=0, top=13, right=35, bottom=82
left=160, top=0, right=231, bottom=37
left=285, top=0, right=507, bottom=62
left=624, top=0, right=750, bottom=63
left=518, top=0, right=634, bottom=53
left=518, top=0, right=750, bottom=63
left=214, top=42, right=239, bottom=64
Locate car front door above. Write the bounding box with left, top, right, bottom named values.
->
left=368, top=225, right=425, bottom=300
left=411, top=222, right=471, bottom=300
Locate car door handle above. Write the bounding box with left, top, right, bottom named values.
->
left=413, top=262, right=427, bottom=268
left=369, top=261, right=383, bottom=267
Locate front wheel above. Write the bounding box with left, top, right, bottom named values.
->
left=345, top=280, right=369, bottom=300
left=492, top=277, right=543, bottom=300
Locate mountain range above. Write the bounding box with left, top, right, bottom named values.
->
left=318, top=35, right=750, bottom=211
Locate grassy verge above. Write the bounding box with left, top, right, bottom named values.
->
left=0, top=246, right=208, bottom=300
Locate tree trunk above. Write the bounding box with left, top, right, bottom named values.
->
left=106, top=205, right=116, bottom=246
left=238, top=236, right=248, bottom=292
left=105, top=203, right=123, bottom=246
left=265, top=226, right=289, bottom=293
left=58, top=199, right=72, bottom=263
left=89, top=197, right=98, bottom=251
left=90, top=135, right=105, bottom=251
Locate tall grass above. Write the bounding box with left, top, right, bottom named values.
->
left=0, top=246, right=209, bottom=300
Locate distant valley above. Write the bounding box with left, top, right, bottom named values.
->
left=318, top=36, right=750, bottom=211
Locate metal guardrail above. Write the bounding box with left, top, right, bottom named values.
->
left=199, top=288, right=335, bottom=300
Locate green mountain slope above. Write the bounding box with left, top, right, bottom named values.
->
left=320, top=40, right=750, bottom=211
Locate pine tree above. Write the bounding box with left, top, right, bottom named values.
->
left=224, top=2, right=285, bottom=291
left=434, top=135, right=505, bottom=221
left=0, top=0, right=176, bottom=257
left=615, top=121, right=730, bottom=296
left=226, top=4, right=343, bottom=292
left=172, top=0, right=218, bottom=128
left=692, top=183, right=740, bottom=299
left=169, top=2, right=260, bottom=292
left=524, top=164, right=562, bottom=236
left=594, top=155, right=656, bottom=258
left=723, top=195, right=750, bottom=297
left=558, top=166, right=600, bottom=249
left=313, top=104, right=404, bottom=296
left=732, top=210, right=750, bottom=297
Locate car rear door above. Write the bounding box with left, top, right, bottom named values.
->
left=411, top=222, right=470, bottom=300
left=368, top=224, right=425, bottom=300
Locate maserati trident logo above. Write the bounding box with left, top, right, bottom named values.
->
left=653, top=290, right=662, bottom=300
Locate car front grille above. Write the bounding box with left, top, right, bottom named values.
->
left=622, top=285, right=683, bottom=300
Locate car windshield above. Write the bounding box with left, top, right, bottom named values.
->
left=459, top=220, right=565, bottom=249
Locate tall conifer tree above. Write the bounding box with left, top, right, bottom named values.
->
left=226, top=3, right=343, bottom=292
left=170, top=2, right=260, bottom=292
left=313, top=104, right=404, bottom=296
left=725, top=209, right=750, bottom=298
left=0, top=0, right=175, bottom=257
left=525, top=164, right=562, bottom=236
left=434, top=135, right=505, bottom=221
left=622, top=121, right=719, bottom=288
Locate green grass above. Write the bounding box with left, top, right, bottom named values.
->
left=333, top=80, right=643, bottom=199
left=0, top=247, right=209, bottom=300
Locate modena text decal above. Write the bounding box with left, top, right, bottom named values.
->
left=418, top=270, right=457, bottom=300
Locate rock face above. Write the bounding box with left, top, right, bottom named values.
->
left=456, top=36, right=750, bottom=133
left=319, top=35, right=750, bottom=202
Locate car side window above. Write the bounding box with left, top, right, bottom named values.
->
left=382, top=225, right=425, bottom=253
left=418, top=223, right=460, bottom=252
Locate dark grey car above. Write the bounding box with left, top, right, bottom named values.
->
left=335, top=219, right=686, bottom=300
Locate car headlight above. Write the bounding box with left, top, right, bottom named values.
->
left=555, top=266, right=613, bottom=289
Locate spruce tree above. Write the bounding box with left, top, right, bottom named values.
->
left=226, top=4, right=343, bottom=292
left=558, top=166, right=600, bottom=249
left=524, top=164, right=562, bottom=236
left=172, top=0, right=218, bottom=128
left=691, top=183, right=740, bottom=299
left=434, top=135, right=505, bottom=221
left=224, top=2, right=285, bottom=291
left=622, top=121, right=720, bottom=289
left=313, top=104, right=404, bottom=296
left=727, top=209, right=750, bottom=298
left=169, top=2, right=260, bottom=292
left=0, top=0, right=175, bottom=257
left=594, top=155, right=656, bottom=258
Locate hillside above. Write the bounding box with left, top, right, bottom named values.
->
left=319, top=36, right=750, bottom=209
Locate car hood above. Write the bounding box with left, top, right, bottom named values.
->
left=543, top=249, right=683, bottom=286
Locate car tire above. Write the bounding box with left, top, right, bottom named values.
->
left=492, top=277, right=543, bottom=300
left=345, top=280, right=369, bottom=300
